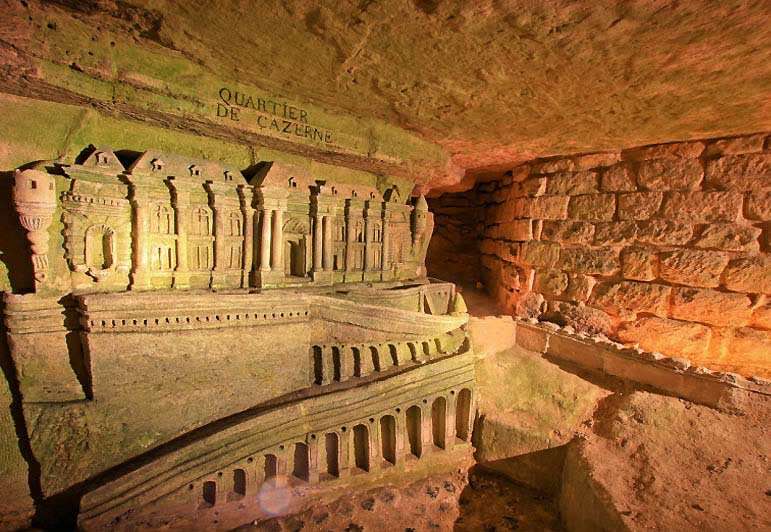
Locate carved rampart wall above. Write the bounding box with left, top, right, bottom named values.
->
left=78, top=348, right=476, bottom=530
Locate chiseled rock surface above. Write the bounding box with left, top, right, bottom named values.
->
left=469, top=316, right=608, bottom=462
left=0, top=339, right=34, bottom=530
left=563, top=391, right=771, bottom=531
left=1, top=1, right=770, bottom=188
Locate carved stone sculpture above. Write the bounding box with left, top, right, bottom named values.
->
left=12, top=166, right=57, bottom=291
left=4, top=145, right=463, bottom=531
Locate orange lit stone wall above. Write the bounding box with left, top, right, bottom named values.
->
left=432, top=134, right=770, bottom=378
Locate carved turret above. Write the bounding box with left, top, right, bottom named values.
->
left=450, top=292, right=468, bottom=316
left=12, top=167, right=57, bottom=292
left=411, top=194, right=433, bottom=278
left=412, top=194, right=428, bottom=246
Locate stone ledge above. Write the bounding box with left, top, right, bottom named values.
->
left=513, top=318, right=770, bottom=411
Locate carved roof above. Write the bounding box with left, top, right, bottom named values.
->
left=248, top=162, right=316, bottom=191
left=78, top=147, right=125, bottom=172
left=249, top=162, right=383, bottom=201
left=333, top=183, right=381, bottom=201
left=128, top=150, right=244, bottom=184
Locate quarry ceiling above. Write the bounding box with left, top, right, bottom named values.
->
left=1, top=0, right=770, bottom=190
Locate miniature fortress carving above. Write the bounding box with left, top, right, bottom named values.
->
left=5, top=146, right=474, bottom=530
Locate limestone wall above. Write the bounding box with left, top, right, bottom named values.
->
left=433, top=134, right=770, bottom=378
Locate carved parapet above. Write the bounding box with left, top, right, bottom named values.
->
left=3, top=293, right=87, bottom=402
left=12, top=168, right=57, bottom=291
left=450, top=292, right=468, bottom=316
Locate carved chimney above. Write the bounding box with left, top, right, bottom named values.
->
left=12, top=167, right=57, bottom=291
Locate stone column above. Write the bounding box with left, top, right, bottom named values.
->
left=468, top=393, right=478, bottom=442
left=363, top=214, right=372, bottom=272
left=368, top=420, right=381, bottom=472
left=445, top=394, right=457, bottom=450
left=345, top=209, right=355, bottom=273
left=322, top=215, right=333, bottom=271
left=320, top=346, right=335, bottom=385
left=238, top=186, right=254, bottom=288
left=212, top=475, right=225, bottom=507
left=245, top=462, right=260, bottom=498
left=421, top=403, right=433, bottom=455
left=313, top=213, right=323, bottom=272
left=170, top=180, right=190, bottom=289
left=308, top=437, right=320, bottom=484
left=381, top=208, right=391, bottom=273
left=338, top=429, right=351, bottom=479
left=340, top=345, right=355, bottom=381
left=274, top=451, right=288, bottom=488
left=271, top=208, right=283, bottom=272
left=260, top=209, right=272, bottom=272
left=395, top=409, right=407, bottom=464
left=211, top=198, right=226, bottom=275
left=129, top=182, right=151, bottom=290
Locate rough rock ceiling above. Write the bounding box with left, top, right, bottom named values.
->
left=3, top=0, right=771, bottom=188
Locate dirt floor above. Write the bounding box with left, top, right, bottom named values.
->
left=455, top=468, right=562, bottom=532
left=236, top=467, right=561, bottom=532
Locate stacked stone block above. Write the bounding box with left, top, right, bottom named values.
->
left=468, top=133, right=770, bottom=378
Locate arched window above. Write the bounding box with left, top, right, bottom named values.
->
left=191, top=207, right=211, bottom=236
left=293, top=443, right=309, bottom=481
left=264, top=454, right=278, bottom=484
left=352, top=346, right=362, bottom=377
left=228, top=211, right=242, bottom=236
left=422, top=341, right=431, bottom=359
left=325, top=432, right=339, bottom=477
left=456, top=389, right=472, bottom=441
left=407, top=342, right=418, bottom=363
left=233, top=469, right=246, bottom=497
left=380, top=415, right=396, bottom=465
left=353, top=424, right=369, bottom=471
left=388, top=344, right=398, bottom=366
left=369, top=345, right=380, bottom=372
left=406, top=405, right=422, bottom=458
left=332, top=346, right=342, bottom=381
left=312, top=346, right=323, bottom=385
left=432, top=397, right=447, bottom=449
left=336, top=221, right=346, bottom=242
left=151, top=205, right=173, bottom=234
left=202, top=480, right=216, bottom=506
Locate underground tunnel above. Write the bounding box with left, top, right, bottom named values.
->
left=0, top=1, right=769, bottom=531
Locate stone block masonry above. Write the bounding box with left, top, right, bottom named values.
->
left=435, top=133, right=771, bottom=378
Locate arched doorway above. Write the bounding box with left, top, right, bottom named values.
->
left=292, top=442, right=309, bottom=481
left=456, top=389, right=472, bottom=441
left=380, top=415, right=396, bottom=465
left=406, top=405, right=422, bottom=457
left=353, top=424, right=370, bottom=471
left=325, top=432, right=339, bottom=477
left=284, top=237, right=306, bottom=277
left=432, top=396, right=447, bottom=449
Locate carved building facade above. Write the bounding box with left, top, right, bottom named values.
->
left=18, top=147, right=434, bottom=294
